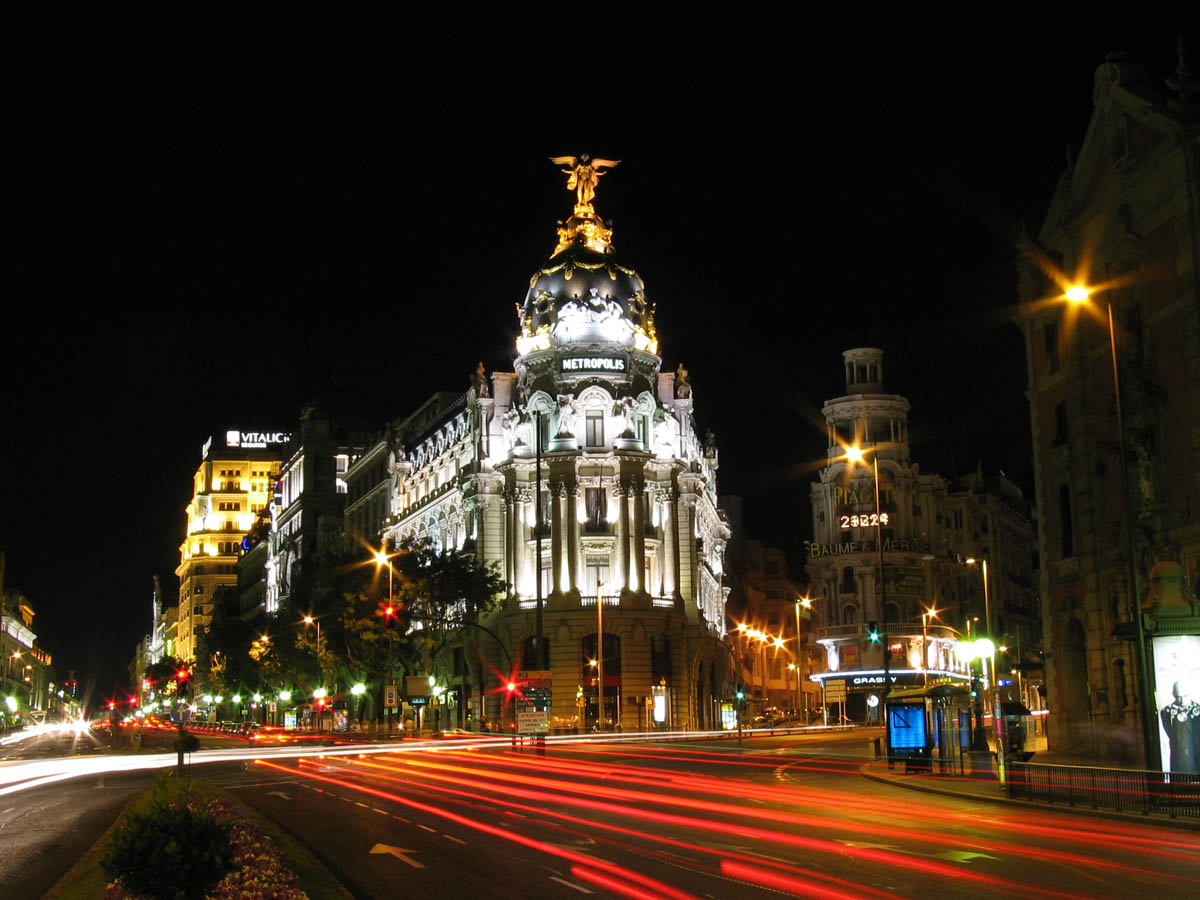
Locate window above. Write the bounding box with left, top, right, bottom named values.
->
left=585, top=412, right=604, bottom=448
left=585, top=556, right=610, bottom=595
left=1044, top=320, right=1060, bottom=372
left=194, top=584, right=204, bottom=594
left=585, top=488, right=607, bottom=530
left=1053, top=401, right=1068, bottom=445
left=1058, top=483, right=1074, bottom=557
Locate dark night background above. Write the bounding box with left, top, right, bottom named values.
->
left=4, top=12, right=1187, bottom=706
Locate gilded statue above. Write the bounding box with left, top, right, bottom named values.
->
left=550, top=154, right=620, bottom=210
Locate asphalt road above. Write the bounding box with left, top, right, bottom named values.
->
left=4, top=732, right=1199, bottom=900
left=212, top=735, right=1200, bottom=900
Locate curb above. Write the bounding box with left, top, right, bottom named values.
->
left=859, top=766, right=1200, bottom=831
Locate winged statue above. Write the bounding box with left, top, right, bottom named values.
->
left=550, top=153, right=620, bottom=209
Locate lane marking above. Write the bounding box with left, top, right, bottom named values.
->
left=418, top=824, right=436, bottom=833
left=549, top=875, right=593, bottom=893
left=392, top=815, right=411, bottom=824
left=444, top=834, right=467, bottom=844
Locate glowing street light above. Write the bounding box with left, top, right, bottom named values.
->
left=843, top=442, right=893, bottom=763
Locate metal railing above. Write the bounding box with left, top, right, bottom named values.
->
left=1006, top=762, right=1200, bottom=819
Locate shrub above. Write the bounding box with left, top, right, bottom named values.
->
left=100, top=781, right=235, bottom=900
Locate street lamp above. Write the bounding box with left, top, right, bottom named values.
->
left=374, top=547, right=398, bottom=734
left=1066, top=284, right=1158, bottom=769
left=921, top=606, right=940, bottom=686
left=302, top=615, right=322, bottom=689
left=795, top=596, right=812, bottom=721
left=844, top=443, right=892, bottom=762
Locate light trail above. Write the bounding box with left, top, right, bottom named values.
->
left=296, top=755, right=1115, bottom=899
left=355, top=750, right=1188, bottom=879
left=256, top=759, right=704, bottom=900
left=322, top=756, right=910, bottom=900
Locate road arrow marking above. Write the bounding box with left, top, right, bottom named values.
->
left=266, top=791, right=291, bottom=800
left=935, top=850, right=1000, bottom=863
left=370, top=843, right=425, bottom=868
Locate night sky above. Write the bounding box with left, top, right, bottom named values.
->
left=5, top=14, right=1187, bottom=704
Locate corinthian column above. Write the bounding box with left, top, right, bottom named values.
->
left=566, top=481, right=579, bottom=592
left=550, top=478, right=564, bottom=594
left=661, top=486, right=680, bottom=599
left=615, top=480, right=629, bottom=593
left=631, top=478, right=646, bottom=593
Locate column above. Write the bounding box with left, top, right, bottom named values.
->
left=662, top=487, right=680, bottom=599
left=566, top=481, right=579, bottom=593
left=550, top=478, right=564, bottom=594
left=631, top=477, right=646, bottom=593
left=615, top=481, right=629, bottom=593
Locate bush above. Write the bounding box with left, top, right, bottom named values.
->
left=100, top=781, right=235, bottom=900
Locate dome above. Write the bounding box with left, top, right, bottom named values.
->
left=516, top=239, right=658, bottom=356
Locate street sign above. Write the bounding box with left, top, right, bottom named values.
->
left=824, top=679, right=847, bottom=704
left=517, top=710, right=550, bottom=733
left=384, top=684, right=398, bottom=708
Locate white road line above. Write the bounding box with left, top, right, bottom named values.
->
left=549, top=876, right=593, bottom=894
left=444, top=834, right=467, bottom=844
left=418, top=824, right=436, bottom=833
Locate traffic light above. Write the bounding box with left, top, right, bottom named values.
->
left=868, top=622, right=881, bottom=643
left=735, top=686, right=745, bottom=701
left=176, top=667, right=191, bottom=683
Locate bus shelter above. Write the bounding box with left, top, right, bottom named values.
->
left=885, top=683, right=973, bottom=774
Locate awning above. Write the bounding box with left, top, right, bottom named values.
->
left=1001, top=700, right=1032, bottom=716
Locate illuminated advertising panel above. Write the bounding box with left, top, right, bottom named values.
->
left=1152, top=634, right=1200, bottom=774
left=888, top=702, right=927, bottom=751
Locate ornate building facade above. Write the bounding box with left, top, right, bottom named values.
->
left=368, top=166, right=732, bottom=731
left=806, top=349, right=1039, bottom=723
left=175, top=433, right=285, bottom=662
left=1015, top=49, right=1200, bottom=764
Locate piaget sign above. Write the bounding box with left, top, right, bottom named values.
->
left=560, top=356, right=626, bottom=373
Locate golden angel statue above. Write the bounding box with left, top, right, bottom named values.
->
left=550, top=153, right=620, bottom=210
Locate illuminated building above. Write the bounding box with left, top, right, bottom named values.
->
left=1015, top=49, right=1200, bottom=766
left=1, top=588, right=61, bottom=725
left=174, top=431, right=286, bottom=662
left=805, top=349, right=1038, bottom=722
left=359, top=167, right=731, bottom=731
left=264, top=402, right=368, bottom=613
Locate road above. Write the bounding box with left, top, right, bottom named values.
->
left=3, top=732, right=1198, bottom=900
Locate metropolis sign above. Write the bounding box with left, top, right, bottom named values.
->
left=561, top=356, right=626, bottom=373
left=226, top=430, right=291, bottom=448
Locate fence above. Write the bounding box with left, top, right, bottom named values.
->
left=1006, top=762, right=1200, bottom=820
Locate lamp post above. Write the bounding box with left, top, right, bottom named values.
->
left=595, top=581, right=605, bottom=732
left=374, top=548, right=397, bottom=734
left=1066, top=285, right=1158, bottom=769
left=921, top=606, right=940, bottom=687
left=302, top=615, right=321, bottom=688
left=795, top=596, right=812, bottom=721
left=845, top=444, right=891, bottom=763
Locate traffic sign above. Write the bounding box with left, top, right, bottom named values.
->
left=824, top=679, right=847, bottom=704
left=517, top=710, right=549, bottom=733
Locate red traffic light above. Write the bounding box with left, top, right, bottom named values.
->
left=176, top=668, right=190, bottom=682
left=506, top=681, right=516, bottom=692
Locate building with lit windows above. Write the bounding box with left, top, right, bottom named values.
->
left=355, top=170, right=732, bottom=732
left=1015, top=50, right=1200, bottom=766
left=175, top=432, right=286, bottom=662
left=805, top=349, right=1039, bottom=723
left=265, top=402, right=369, bottom=614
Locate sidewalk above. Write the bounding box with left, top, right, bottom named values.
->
left=858, top=750, right=1200, bottom=828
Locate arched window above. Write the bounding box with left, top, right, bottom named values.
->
left=841, top=604, right=858, bottom=625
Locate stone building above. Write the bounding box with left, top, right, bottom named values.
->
left=358, top=174, right=732, bottom=732
left=806, top=349, right=1039, bottom=723
left=1015, top=48, right=1200, bottom=764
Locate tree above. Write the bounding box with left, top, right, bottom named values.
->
left=388, top=537, right=506, bottom=680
